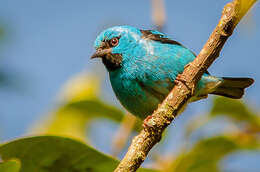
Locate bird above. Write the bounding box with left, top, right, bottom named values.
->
left=91, top=25, right=254, bottom=120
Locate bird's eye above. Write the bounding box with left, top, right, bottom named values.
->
left=109, top=37, right=119, bottom=47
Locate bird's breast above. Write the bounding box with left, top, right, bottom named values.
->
left=109, top=69, right=172, bottom=119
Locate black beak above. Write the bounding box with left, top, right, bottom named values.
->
left=91, top=48, right=112, bottom=59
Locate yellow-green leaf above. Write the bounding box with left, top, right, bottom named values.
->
left=210, top=97, right=260, bottom=129
left=165, top=136, right=260, bottom=172
left=29, top=73, right=142, bottom=141
left=0, top=159, right=20, bottom=172
left=0, top=136, right=157, bottom=172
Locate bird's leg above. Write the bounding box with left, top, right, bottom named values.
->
left=174, top=63, right=193, bottom=85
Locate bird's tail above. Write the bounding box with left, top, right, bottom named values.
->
left=210, top=77, right=254, bottom=99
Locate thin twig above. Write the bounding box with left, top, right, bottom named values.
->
left=151, top=0, right=166, bottom=32
left=114, top=0, right=257, bottom=171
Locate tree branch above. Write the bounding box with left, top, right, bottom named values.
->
left=114, top=0, right=257, bottom=171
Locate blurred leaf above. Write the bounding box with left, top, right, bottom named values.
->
left=176, top=97, right=260, bottom=172
left=210, top=97, right=260, bottom=130
left=165, top=136, right=260, bottom=172
left=57, top=73, right=140, bottom=124
left=0, top=159, right=20, bottom=172
left=29, top=73, right=142, bottom=141
left=0, top=136, right=157, bottom=172
left=185, top=97, right=260, bottom=140
left=234, top=0, right=257, bottom=26
left=184, top=115, right=211, bottom=138
left=59, top=73, right=101, bottom=102
left=63, top=99, right=125, bottom=122
left=31, top=99, right=128, bottom=141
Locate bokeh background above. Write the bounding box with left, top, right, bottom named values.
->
left=0, top=0, right=260, bottom=171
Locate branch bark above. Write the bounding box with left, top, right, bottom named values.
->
left=114, top=0, right=257, bottom=171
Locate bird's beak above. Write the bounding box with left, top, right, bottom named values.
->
left=91, top=48, right=112, bottom=59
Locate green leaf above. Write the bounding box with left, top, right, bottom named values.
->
left=170, top=137, right=237, bottom=172
left=61, top=99, right=143, bottom=131
left=166, top=136, right=260, bottom=172
left=57, top=73, right=126, bottom=122
left=184, top=97, right=260, bottom=138
left=210, top=97, right=260, bottom=129
left=0, top=136, right=157, bottom=172
left=0, top=159, right=20, bottom=172
left=29, top=73, right=142, bottom=141
left=63, top=99, right=124, bottom=122
left=235, top=0, right=258, bottom=25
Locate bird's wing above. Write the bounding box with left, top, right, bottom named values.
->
left=136, top=75, right=174, bottom=101
left=140, top=30, right=183, bottom=46
left=134, top=29, right=212, bottom=101
left=140, top=29, right=210, bottom=75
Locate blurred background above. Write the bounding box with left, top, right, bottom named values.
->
left=0, top=0, right=260, bottom=171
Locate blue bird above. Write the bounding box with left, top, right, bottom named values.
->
left=91, top=26, right=254, bottom=119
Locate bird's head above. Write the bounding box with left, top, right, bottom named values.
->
left=91, top=26, right=143, bottom=71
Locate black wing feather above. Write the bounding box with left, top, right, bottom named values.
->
left=140, top=30, right=182, bottom=45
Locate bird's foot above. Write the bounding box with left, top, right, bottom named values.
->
left=174, top=74, right=185, bottom=84
left=142, top=115, right=153, bottom=128
left=174, top=74, right=195, bottom=95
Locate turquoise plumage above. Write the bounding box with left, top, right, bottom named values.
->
left=91, top=26, right=254, bottom=119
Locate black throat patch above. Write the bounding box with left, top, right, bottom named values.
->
left=102, top=53, right=123, bottom=71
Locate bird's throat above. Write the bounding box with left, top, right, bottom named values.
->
left=102, top=53, right=123, bottom=71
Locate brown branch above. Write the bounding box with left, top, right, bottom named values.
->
left=114, top=0, right=257, bottom=171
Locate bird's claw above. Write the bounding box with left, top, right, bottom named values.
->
left=142, top=115, right=153, bottom=128
left=174, top=74, right=185, bottom=84
left=174, top=74, right=195, bottom=95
